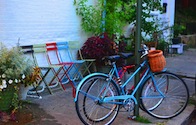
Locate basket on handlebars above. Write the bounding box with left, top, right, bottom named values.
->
left=147, top=50, right=166, bottom=72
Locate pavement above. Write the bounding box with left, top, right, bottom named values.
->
left=27, top=48, right=196, bottom=125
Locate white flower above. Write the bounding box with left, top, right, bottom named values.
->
left=22, top=74, right=26, bottom=79
left=0, top=85, right=4, bottom=89
left=15, top=79, right=18, bottom=83
left=2, top=82, right=7, bottom=88
left=2, top=80, right=6, bottom=84
left=2, top=74, right=6, bottom=78
left=8, top=79, right=13, bottom=84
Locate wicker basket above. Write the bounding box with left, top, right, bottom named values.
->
left=147, top=50, right=166, bottom=72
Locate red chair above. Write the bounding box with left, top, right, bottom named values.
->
left=32, top=44, right=65, bottom=93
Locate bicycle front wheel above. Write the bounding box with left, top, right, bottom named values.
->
left=140, top=71, right=189, bottom=119
left=75, top=75, right=120, bottom=125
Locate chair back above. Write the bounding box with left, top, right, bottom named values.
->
left=33, top=44, right=50, bottom=67
left=46, top=42, right=62, bottom=65
left=56, top=42, right=72, bottom=62
left=20, top=45, right=36, bottom=66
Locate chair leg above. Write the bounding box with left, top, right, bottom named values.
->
left=81, top=61, right=96, bottom=75
left=61, top=63, right=82, bottom=97
left=26, top=83, right=43, bottom=99
left=34, top=67, right=64, bottom=95
left=49, top=67, right=66, bottom=92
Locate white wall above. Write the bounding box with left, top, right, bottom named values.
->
left=162, top=0, right=175, bottom=27
left=159, top=0, right=175, bottom=42
left=0, top=0, right=176, bottom=46
left=0, top=0, right=88, bottom=47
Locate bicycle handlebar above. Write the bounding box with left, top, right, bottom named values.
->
left=139, top=44, right=149, bottom=58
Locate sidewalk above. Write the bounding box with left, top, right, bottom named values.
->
left=28, top=49, right=196, bottom=125
left=166, top=48, right=196, bottom=78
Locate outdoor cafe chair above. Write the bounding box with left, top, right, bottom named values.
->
left=68, top=41, right=96, bottom=75
left=32, top=44, right=64, bottom=94
left=55, top=42, right=85, bottom=97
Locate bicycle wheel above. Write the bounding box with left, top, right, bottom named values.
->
left=75, top=75, right=120, bottom=125
left=140, top=71, right=189, bottom=119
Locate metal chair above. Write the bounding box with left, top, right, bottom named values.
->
left=32, top=44, right=64, bottom=94
left=45, top=42, right=73, bottom=84
left=68, top=41, right=96, bottom=76
left=56, top=42, right=85, bottom=81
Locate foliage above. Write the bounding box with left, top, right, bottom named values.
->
left=80, top=33, right=117, bottom=66
left=172, top=23, right=186, bottom=38
left=0, top=43, right=41, bottom=112
left=0, top=43, right=40, bottom=90
left=74, top=0, right=103, bottom=36
left=80, top=33, right=127, bottom=66
left=75, top=0, right=164, bottom=66
left=134, top=115, right=151, bottom=123
left=74, top=0, right=163, bottom=39
left=157, top=39, right=169, bottom=56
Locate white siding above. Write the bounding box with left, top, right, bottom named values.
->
left=0, top=0, right=87, bottom=47
left=159, top=0, right=175, bottom=42
left=0, top=0, right=175, bottom=46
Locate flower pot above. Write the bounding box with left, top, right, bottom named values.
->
left=19, top=84, right=33, bottom=100
left=0, top=85, right=15, bottom=112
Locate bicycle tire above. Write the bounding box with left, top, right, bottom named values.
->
left=75, top=74, right=120, bottom=125
left=140, top=71, right=189, bottom=119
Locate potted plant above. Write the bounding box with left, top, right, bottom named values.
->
left=80, top=33, right=116, bottom=65
left=157, top=39, right=169, bottom=56
left=0, top=42, right=40, bottom=114
left=79, top=33, right=126, bottom=72
left=171, top=24, right=186, bottom=44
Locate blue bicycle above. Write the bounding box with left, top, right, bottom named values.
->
left=74, top=45, right=189, bottom=125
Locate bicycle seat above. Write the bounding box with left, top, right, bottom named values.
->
left=118, top=52, right=134, bottom=59
left=103, top=52, right=134, bottom=63
left=102, top=55, right=121, bottom=62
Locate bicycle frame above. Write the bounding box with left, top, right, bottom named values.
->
left=74, top=58, right=165, bottom=106
left=117, top=65, right=135, bottom=79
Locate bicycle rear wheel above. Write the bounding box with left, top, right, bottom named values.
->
left=75, top=75, right=120, bottom=125
left=140, top=71, right=189, bottom=119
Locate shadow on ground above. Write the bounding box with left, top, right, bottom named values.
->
left=0, top=102, right=60, bottom=125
